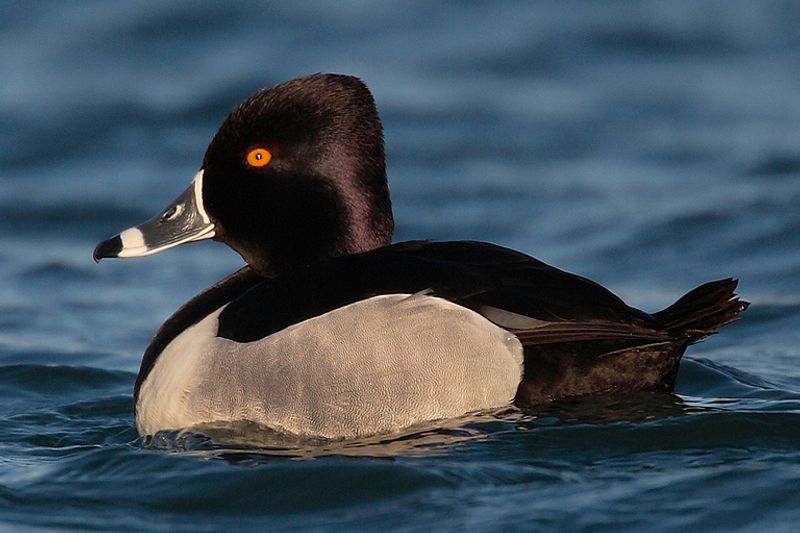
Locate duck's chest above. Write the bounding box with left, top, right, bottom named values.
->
left=135, top=293, right=524, bottom=438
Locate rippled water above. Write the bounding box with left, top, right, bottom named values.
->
left=2, top=1, right=799, bottom=531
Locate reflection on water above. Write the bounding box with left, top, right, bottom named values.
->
left=518, top=391, right=698, bottom=425
left=143, top=409, right=528, bottom=459
left=141, top=393, right=700, bottom=460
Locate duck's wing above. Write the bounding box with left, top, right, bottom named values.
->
left=217, top=241, right=668, bottom=345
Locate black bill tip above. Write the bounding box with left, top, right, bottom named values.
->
left=93, top=235, right=122, bottom=263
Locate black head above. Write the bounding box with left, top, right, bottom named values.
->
left=203, top=74, right=393, bottom=274
left=93, top=74, right=394, bottom=276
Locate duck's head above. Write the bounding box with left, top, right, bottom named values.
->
left=93, top=74, right=393, bottom=276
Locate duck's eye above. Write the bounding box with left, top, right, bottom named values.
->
left=246, top=148, right=272, bottom=168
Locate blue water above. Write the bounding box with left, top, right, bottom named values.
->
left=2, top=1, right=800, bottom=530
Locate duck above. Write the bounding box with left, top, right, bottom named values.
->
left=94, top=73, right=748, bottom=439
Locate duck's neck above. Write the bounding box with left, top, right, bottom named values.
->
left=223, top=176, right=394, bottom=278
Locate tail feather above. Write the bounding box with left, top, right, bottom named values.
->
left=653, top=278, right=749, bottom=343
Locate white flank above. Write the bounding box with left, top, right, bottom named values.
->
left=136, top=294, right=524, bottom=439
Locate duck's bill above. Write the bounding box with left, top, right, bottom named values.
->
left=93, top=170, right=215, bottom=262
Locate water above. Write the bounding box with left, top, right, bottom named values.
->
left=2, top=1, right=799, bottom=530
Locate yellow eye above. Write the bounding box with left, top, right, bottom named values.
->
left=246, top=148, right=272, bottom=168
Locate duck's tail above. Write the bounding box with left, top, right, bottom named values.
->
left=653, top=278, right=749, bottom=343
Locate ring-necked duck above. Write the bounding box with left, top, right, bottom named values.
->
left=94, top=74, right=748, bottom=439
